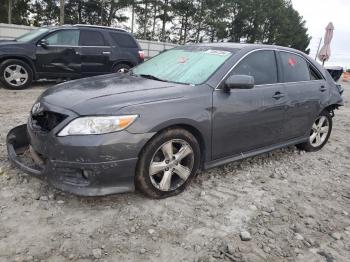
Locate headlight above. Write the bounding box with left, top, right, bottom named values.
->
left=57, top=115, right=138, bottom=136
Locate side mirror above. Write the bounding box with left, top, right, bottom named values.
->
left=224, top=74, right=254, bottom=92
left=39, top=39, right=48, bottom=48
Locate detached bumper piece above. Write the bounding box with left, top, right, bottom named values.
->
left=6, top=124, right=136, bottom=196
left=7, top=124, right=44, bottom=178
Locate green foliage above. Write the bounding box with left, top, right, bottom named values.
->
left=1, top=0, right=31, bottom=25
left=5, top=0, right=310, bottom=53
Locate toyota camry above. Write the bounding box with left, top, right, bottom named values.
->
left=7, top=43, right=343, bottom=198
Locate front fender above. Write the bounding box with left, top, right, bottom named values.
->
left=117, top=85, right=214, bottom=161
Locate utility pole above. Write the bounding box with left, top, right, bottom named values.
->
left=100, top=0, right=105, bottom=26
left=8, top=0, right=12, bottom=24
left=131, top=0, right=135, bottom=33
left=315, top=37, right=322, bottom=60
left=59, top=0, right=65, bottom=25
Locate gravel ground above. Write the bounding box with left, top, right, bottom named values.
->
left=0, top=81, right=349, bottom=262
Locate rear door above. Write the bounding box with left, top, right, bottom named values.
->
left=212, top=50, right=287, bottom=160
left=79, top=29, right=113, bottom=76
left=35, top=29, right=81, bottom=78
left=109, top=31, right=142, bottom=66
left=278, top=51, right=328, bottom=140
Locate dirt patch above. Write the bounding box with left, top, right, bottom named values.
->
left=0, top=82, right=349, bottom=262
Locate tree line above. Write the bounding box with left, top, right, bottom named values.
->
left=0, top=0, right=310, bottom=53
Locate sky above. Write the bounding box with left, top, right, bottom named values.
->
left=292, top=0, right=350, bottom=68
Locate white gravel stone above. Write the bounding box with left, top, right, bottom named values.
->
left=92, top=248, right=102, bottom=259
left=295, top=233, right=304, bottom=240
left=331, top=232, right=342, bottom=240
left=39, top=196, right=48, bottom=201
left=240, top=230, right=252, bottom=241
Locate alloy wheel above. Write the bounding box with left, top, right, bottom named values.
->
left=4, top=64, right=28, bottom=87
left=117, top=68, right=129, bottom=73
left=309, top=115, right=330, bottom=147
left=149, top=139, right=194, bottom=191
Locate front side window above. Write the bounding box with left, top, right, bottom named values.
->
left=132, top=48, right=233, bottom=85
left=280, top=52, right=310, bottom=82
left=80, top=30, right=106, bottom=46
left=230, top=50, right=278, bottom=85
left=45, top=30, right=79, bottom=46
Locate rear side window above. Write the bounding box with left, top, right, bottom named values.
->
left=280, top=52, right=310, bottom=82
left=110, top=32, right=138, bottom=48
left=46, top=30, right=79, bottom=46
left=309, top=65, right=323, bottom=80
left=230, top=50, right=278, bottom=85
left=79, top=30, right=106, bottom=46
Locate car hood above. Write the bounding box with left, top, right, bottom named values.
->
left=0, top=41, right=32, bottom=52
left=39, top=73, right=189, bottom=115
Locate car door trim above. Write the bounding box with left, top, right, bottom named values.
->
left=205, top=135, right=308, bottom=170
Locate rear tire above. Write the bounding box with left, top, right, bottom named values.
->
left=112, top=63, right=131, bottom=73
left=0, top=59, right=33, bottom=90
left=296, top=110, right=332, bottom=152
left=135, top=128, right=200, bottom=199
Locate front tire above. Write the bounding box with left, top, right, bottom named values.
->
left=0, top=59, right=33, bottom=90
left=135, top=128, right=200, bottom=199
left=297, top=110, right=332, bottom=152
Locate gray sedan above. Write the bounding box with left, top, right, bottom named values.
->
left=7, top=43, right=343, bottom=198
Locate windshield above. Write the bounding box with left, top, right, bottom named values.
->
left=15, top=28, right=49, bottom=42
left=132, top=48, right=233, bottom=85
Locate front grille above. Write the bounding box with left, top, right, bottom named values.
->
left=31, top=111, right=67, bottom=132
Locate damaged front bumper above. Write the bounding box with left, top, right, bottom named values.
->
left=6, top=124, right=151, bottom=196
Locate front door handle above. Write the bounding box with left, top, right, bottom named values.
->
left=319, top=85, right=327, bottom=92
left=272, top=92, right=285, bottom=100
left=102, top=51, right=111, bottom=55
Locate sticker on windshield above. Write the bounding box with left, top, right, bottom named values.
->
left=177, top=56, right=188, bottom=63
left=204, top=50, right=231, bottom=56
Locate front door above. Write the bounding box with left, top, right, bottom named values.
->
left=35, top=29, right=81, bottom=78
left=212, top=50, right=287, bottom=160
left=79, top=29, right=112, bottom=77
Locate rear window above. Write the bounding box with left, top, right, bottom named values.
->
left=280, top=52, right=310, bottom=82
left=79, top=30, right=106, bottom=46
left=133, top=48, right=233, bottom=85
left=110, top=32, right=138, bottom=48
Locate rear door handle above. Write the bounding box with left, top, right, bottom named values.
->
left=319, top=85, right=327, bottom=92
left=102, top=51, right=111, bottom=55
left=272, top=92, right=285, bottom=99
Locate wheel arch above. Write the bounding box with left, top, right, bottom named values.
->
left=323, top=103, right=343, bottom=117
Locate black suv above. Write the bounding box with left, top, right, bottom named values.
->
left=0, top=24, right=144, bottom=89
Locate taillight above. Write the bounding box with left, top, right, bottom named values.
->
left=138, top=50, right=145, bottom=60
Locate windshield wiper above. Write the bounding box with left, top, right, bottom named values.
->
left=139, top=74, right=169, bottom=82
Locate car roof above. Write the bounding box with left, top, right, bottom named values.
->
left=44, top=24, right=128, bottom=33
left=192, top=42, right=306, bottom=55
